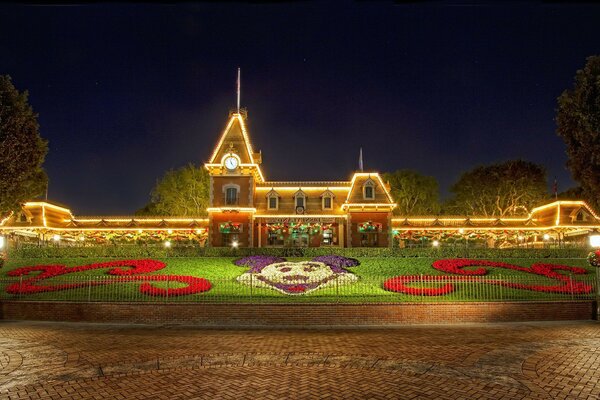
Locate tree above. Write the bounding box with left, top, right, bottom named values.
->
left=383, top=170, right=441, bottom=215
left=136, top=163, right=209, bottom=216
left=0, top=75, right=48, bottom=213
left=556, top=55, right=600, bottom=210
left=446, top=160, right=547, bottom=217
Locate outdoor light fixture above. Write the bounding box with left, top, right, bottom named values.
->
left=0, top=236, right=4, bottom=250
left=164, top=240, right=171, bottom=248
left=432, top=240, right=440, bottom=247
left=543, top=234, right=550, bottom=241
left=195, top=229, right=202, bottom=234
left=79, top=236, right=85, bottom=241
left=53, top=234, right=61, bottom=242
left=458, top=228, right=464, bottom=234
left=232, top=240, right=239, bottom=248
left=167, top=229, right=173, bottom=234
left=589, top=231, right=600, bottom=248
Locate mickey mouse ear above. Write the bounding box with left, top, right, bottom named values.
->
left=311, top=255, right=360, bottom=268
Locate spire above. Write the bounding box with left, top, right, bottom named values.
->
left=359, top=147, right=364, bottom=172
left=236, top=67, right=241, bottom=113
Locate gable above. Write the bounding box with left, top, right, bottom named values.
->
left=208, top=113, right=258, bottom=165
left=345, top=173, right=395, bottom=205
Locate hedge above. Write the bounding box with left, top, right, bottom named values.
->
left=6, top=245, right=591, bottom=259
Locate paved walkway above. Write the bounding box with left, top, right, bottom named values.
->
left=0, top=321, right=598, bottom=399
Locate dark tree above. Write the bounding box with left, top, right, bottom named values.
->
left=0, top=76, right=48, bottom=213
left=446, top=160, right=548, bottom=217
left=136, top=163, right=209, bottom=216
left=556, top=55, right=600, bottom=210
left=383, top=169, right=441, bottom=215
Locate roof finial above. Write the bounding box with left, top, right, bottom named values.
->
left=236, top=67, right=241, bottom=113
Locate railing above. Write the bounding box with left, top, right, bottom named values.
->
left=0, top=274, right=595, bottom=303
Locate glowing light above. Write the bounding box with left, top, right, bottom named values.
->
left=53, top=234, right=61, bottom=242
left=79, top=236, right=85, bottom=241
left=196, top=229, right=202, bottom=234
left=0, top=212, right=14, bottom=226
left=164, top=241, right=171, bottom=248
left=24, top=202, right=72, bottom=215
left=518, top=235, right=524, bottom=240
left=232, top=240, right=239, bottom=248
left=458, top=228, right=464, bottom=234
left=590, top=234, right=600, bottom=248
left=432, top=240, right=440, bottom=247
left=206, top=207, right=257, bottom=213
left=0, top=236, right=4, bottom=249
left=346, top=173, right=395, bottom=204
left=543, top=234, right=550, bottom=241
left=341, top=203, right=396, bottom=209
left=167, top=229, right=173, bottom=234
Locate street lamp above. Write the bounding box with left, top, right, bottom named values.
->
left=589, top=231, right=600, bottom=248
left=232, top=240, right=239, bottom=248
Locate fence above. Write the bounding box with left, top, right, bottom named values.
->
left=0, top=274, right=596, bottom=304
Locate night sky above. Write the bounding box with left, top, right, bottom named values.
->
left=2, top=2, right=600, bottom=215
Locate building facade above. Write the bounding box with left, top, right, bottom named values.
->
left=1, top=110, right=599, bottom=248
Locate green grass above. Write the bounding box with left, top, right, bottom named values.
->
left=0, top=257, right=596, bottom=303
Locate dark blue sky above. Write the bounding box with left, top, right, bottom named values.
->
left=2, top=2, right=599, bottom=215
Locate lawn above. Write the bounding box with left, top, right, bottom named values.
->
left=0, top=256, right=596, bottom=303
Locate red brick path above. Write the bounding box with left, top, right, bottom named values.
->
left=0, top=321, right=599, bottom=399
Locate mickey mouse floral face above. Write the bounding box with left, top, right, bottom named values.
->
left=235, top=255, right=359, bottom=295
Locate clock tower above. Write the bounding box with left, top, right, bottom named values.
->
left=204, top=110, right=263, bottom=247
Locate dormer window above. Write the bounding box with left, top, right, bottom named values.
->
left=266, top=189, right=279, bottom=210
left=576, top=211, right=584, bottom=222
left=363, top=180, right=375, bottom=200
left=294, top=190, right=306, bottom=210
left=321, top=190, right=335, bottom=210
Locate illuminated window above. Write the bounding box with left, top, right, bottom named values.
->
left=323, top=196, right=332, bottom=209
left=225, top=187, right=238, bottom=205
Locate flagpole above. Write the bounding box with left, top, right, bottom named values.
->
left=236, top=67, right=241, bottom=113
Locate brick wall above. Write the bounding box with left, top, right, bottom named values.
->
left=0, top=301, right=594, bottom=326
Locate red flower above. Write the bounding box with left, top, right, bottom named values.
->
left=6, top=259, right=211, bottom=297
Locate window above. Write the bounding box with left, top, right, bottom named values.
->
left=225, top=187, right=238, bottom=205
left=323, top=196, right=332, bottom=209
left=364, top=185, right=374, bottom=199
left=294, top=190, right=306, bottom=210
left=269, top=196, right=278, bottom=210
left=576, top=211, right=584, bottom=222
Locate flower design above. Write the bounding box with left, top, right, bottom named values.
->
left=383, top=258, right=593, bottom=296
left=587, top=250, right=600, bottom=267
left=235, top=256, right=358, bottom=295
left=6, top=259, right=212, bottom=297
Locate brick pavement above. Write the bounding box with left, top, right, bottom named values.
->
left=0, top=321, right=598, bottom=399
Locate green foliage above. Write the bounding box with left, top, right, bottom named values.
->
left=0, top=75, right=48, bottom=213
left=383, top=170, right=441, bottom=215
left=446, top=160, right=548, bottom=217
left=8, top=244, right=589, bottom=260
left=0, top=256, right=593, bottom=303
left=556, top=55, right=600, bottom=211
left=136, top=163, right=209, bottom=216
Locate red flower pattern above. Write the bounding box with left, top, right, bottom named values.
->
left=6, top=259, right=211, bottom=297
left=384, top=259, right=593, bottom=296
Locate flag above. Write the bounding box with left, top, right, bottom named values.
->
left=359, top=147, right=363, bottom=172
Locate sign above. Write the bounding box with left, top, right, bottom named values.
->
left=263, top=217, right=336, bottom=224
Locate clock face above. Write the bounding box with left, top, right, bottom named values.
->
left=224, top=156, right=239, bottom=170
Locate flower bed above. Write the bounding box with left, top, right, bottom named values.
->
left=235, top=255, right=359, bottom=295
left=6, top=259, right=212, bottom=297
left=384, top=259, right=593, bottom=296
